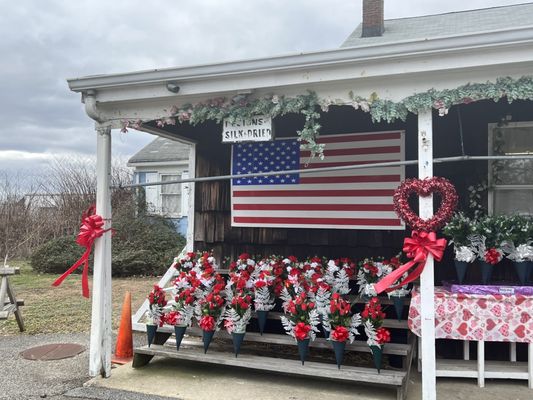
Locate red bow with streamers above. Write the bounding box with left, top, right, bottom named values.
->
left=52, top=206, right=110, bottom=298
left=374, top=231, right=447, bottom=294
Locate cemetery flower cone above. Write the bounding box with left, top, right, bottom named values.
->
left=202, top=330, right=215, bottom=354
left=454, top=260, right=468, bottom=284
left=480, top=262, right=494, bottom=284
left=514, top=261, right=529, bottom=285
left=297, top=338, right=310, bottom=365
left=331, top=340, right=346, bottom=369
left=392, top=296, right=405, bottom=322
left=256, top=311, right=268, bottom=335
left=370, top=345, right=383, bottom=373
left=528, top=261, right=533, bottom=282
left=232, top=332, right=246, bottom=357
left=146, top=324, right=157, bottom=347
left=174, top=326, right=187, bottom=351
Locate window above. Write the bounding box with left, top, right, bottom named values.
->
left=160, top=174, right=182, bottom=217
left=489, top=122, right=533, bottom=215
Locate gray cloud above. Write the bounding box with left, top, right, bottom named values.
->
left=0, top=0, right=527, bottom=173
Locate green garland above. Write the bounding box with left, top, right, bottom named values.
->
left=122, top=76, right=533, bottom=158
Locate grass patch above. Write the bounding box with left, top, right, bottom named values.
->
left=0, top=260, right=157, bottom=335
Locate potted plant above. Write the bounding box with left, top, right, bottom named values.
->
left=223, top=293, right=252, bottom=357
left=470, top=215, right=505, bottom=284
left=252, top=263, right=276, bottom=335
left=356, top=258, right=388, bottom=299
left=501, top=215, right=533, bottom=284
left=280, top=292, right=320, bottom=365
left=146, top=285, right=167, bottom=347
left=195, top=273, right=226, bottom=353
left=170, top=272, right=198, bottom=351
left=323, top=293, right=361, bottom=368
left=382, top=255, right=410, bottom=321
left=443, top=212, right=476, bottom=283
left=362, top=297, right=391, bottom=373
left=224, top=266, right=254, bottom=356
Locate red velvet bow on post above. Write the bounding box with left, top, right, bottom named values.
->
left=373, top=231, right=447, bottom=294
left=52, top=206, right=110, bottom=298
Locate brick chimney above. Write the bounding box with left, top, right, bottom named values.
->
left=361, top=0, right=384, bottom=37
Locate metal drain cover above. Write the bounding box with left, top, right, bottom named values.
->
left=21, top=343, right=85, bottom=361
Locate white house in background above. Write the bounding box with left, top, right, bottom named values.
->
left=127, top=136, right=190, bottom=236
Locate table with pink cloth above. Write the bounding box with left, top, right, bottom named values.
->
left=408, top=286, right=533, bottom=343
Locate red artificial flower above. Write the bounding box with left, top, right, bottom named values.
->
left=331, top=326, right=350, bottom=342
left=199, top=315, right=216, bottom=332
left=484, top=248, right=502, bottom=265
left=294, top=322, right=311, bottom=341
left=239, top=253, right=250, bottom=260
left=165, top=311, right=180, bottom=326
left=376, top=327, right=391, bottom=345
left=255, top=280, right=267, bottom=288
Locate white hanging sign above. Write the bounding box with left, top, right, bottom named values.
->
left=222, top=115, right=273, bottom=143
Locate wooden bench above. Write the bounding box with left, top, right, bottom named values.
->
left=0, top=267, right=25, bottom=331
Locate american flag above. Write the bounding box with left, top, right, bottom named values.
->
left=231, top=131, right=405, bottom=230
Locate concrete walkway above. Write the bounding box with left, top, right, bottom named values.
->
left=88, top=356, right=533, bottom=400
left=2, top=332, right=532, bottom=400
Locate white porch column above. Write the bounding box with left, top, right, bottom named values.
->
left=418, top=109, right=436, bottom=400
left=90, top=126, right=113, bottom=377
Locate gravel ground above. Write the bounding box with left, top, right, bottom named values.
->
left=0, top=332, right=171, bottom=400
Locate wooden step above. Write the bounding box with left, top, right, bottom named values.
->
left=151, top=326, right=411, bottom=356
left=133, top=344, right=407, bottom=387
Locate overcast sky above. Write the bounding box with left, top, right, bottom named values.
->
left=0, top=0, right=528, bottom=175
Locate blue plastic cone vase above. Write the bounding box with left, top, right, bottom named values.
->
left=514, top=261, right=529, bottom=285
left=370, top=345, right=383, bottom=373
left=297, top=338, right=310, bottom=365
left=174, top=326, right=187, bottom=351
left=454, top=260, right=468, bottom=284
left=392, top=296, right=405, bottom=322
left=146, top=324, right=157, bottom=347
left=202, top=330, right=215, bottom=354
left=480, top=262, right=494, bottom=284
left=232, top=332, right=246, bottom=357
left=331, top=340, right=346, bottom=369
left=256, top=311, right=268, bottom=335
left=528, top=261, right=533, bottom=282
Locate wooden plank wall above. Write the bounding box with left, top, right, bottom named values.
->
left=155, top=99, right=533, bottom=284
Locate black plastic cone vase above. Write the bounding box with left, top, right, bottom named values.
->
left=232, top=332, right=246, bottom=357
left=454, top=260, right=468, bottom=284
left=256, top=311, right=268, bottom=335
left=174, top=325, right=187, bottom=351
left=392, top=296, right=405, bottom=322
left=370, top=345, right=383, bottom=373
left=202, top=330, right=215, bottom=354
left=331, top=340, right=346, bottom=369
left=480, top=262, right=494, bottom=284
left=514, top=261, right=529, bottom=285
left=146, top=324, right=157, bottom=347
left=297, top=338, right=310, bottom=365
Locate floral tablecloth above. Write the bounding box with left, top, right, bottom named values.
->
left=408, top=286, right=533, bottom=343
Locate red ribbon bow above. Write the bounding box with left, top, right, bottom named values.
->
left=52, top=206, right=110, bottom=298
left=374, top=231, right=447, bottom=294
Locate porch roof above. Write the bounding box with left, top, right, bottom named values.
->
left=342, top=3, right=533, bottom=47
left=66, top=4, right=533, bottom=128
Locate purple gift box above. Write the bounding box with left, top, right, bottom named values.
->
left=442, top=281, right=533, bottom=296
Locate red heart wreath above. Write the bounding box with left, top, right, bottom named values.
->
left=393, top=177, right=458, bottom=232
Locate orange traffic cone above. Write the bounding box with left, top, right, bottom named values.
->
left=112, top=291, right=133, bottom=364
